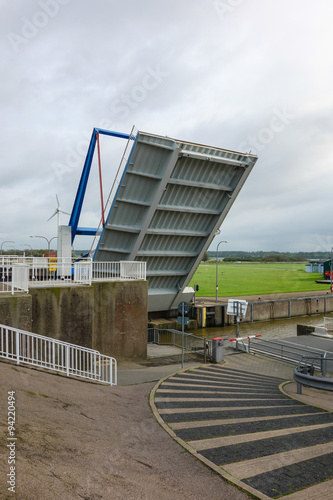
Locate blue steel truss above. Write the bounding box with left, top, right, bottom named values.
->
left=68, top=128, right=135, bottom=243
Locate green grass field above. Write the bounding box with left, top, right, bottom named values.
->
left=189, top=262, right=330, bottom=297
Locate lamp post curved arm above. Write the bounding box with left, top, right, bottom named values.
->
left=30, top=235, right=57, bottom=256
left=1, top=240, right=15, bottom=255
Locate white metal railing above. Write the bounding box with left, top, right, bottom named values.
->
left=92, top=261, right=146, bottom=281
left=1, top=257, right=92, bottom=291
left=29, top=257, right=92, bottom=287
left=1, top=262, right=29, bottom=294
left=1, top=256, right=146, bottom=293
left=0, top=255, right=21, bottom=265
left=0, top=324, right=117, bottom=385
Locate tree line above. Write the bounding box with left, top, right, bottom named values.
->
left=205, top=251, right=332, bottom=262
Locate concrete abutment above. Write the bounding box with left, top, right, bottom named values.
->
left=0, top=280, right=148, bottom=360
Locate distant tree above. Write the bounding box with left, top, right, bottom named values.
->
left=202, top=252, right=209, bottom=262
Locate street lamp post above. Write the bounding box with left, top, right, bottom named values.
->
left=30, top=236, right=57, bottom=256
left=1, top=240, right=15, bottom=255
left=21, top=244, right=33, bottom=257
left=216, top=240, right=228, bottom=302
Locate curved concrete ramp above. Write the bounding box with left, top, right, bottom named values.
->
left=151, top=364, right=333, bottom=499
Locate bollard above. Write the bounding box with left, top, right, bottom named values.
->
left=212, top=337, right=224, bottom=363
left=321, top=352, right=328, bottom=378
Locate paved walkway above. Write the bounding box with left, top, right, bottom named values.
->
left=150, top=353, right=333, bottom=499
left=2, top=344, right=333, bottom=499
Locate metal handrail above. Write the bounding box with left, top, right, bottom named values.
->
left=294, top=354, right=333, bottom=394
left=248, top=337, right=327, bottom=368
left=92, top=261, right=146, bottom=281
left=147, top=327, right=212, bottom=360
left=0, top=324, right=117, bottom=385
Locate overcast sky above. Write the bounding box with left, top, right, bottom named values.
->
left=1, top=0, right=333, bottom=253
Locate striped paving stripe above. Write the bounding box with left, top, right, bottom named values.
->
left=155, top=397, right=287, bottom=403
left=160, top=386, right=278, bottom=394
left=156, top=398, right=304, bottom=408
left=161, top=405, right=320, bottom=422
left=156, top=391, right=286, bottom=399
left=169, top=412, right=325, bottom=430
left=161, top=381, right=280, bottom=390
left=223, top=441, right=333, bottom=479
left=179, top=368, right=284, bottom=382
left=174, top=412, right=333, bottom=440
left=163, top=382, right=278, bottom=394
left=187, top=422, right=333, bottom=451
left=195, top=367, right=285, bottom=383
left=170, top=374, right=277, bottom=386
left=174, top=371, right=281, bottom=383
left=158, top=404, right=312, bottom=414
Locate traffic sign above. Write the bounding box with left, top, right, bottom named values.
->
left=178, top=316, right=190, bottom=325
left=178, top=301, right=190, bottom=315
left=227, top=299, right=248, bottom=317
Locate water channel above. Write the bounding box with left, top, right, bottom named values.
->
left=191, top=312, right=333, bottom=342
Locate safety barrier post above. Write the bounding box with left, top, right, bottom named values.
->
left=321, top=352, right=327, bottom=377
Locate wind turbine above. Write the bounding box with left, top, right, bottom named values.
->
left=47, top=195, right=71, bottom=227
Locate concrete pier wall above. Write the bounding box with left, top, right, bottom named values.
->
left=0, top=280, right=148, bottom=360
left=0, top=294, right=32, bottom=331
left=195, top=294, right=333, bottom=328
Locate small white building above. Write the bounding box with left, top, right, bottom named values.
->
left=305, top=260, right=324, bottom=273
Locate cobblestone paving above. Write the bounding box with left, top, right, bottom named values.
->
left=154, top=365, right=333, bottom=498
left=243, top=452, right=333, bottom=498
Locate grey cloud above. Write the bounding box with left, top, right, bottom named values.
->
left=0, top=0, right=332, bottom=252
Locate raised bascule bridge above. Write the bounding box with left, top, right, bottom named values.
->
left=69, top=127, right=258, bottom=313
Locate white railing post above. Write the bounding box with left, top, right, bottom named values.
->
left=16, top=330, right=20, bottom=365
left=52, top=342, right=55, bottom=369
left=113, top=359, right=117, bottom=386
left=66, top=345, right=70, bottom=377
left=94, top=352, right=97, bottom=380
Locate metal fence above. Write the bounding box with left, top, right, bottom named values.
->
left=0, top=324, right=117, bottom=385
left=1, top=256, right=146, bottom=293
left=324, top=317, right=333, bottom=332
left=0, top=256, right=92, bottom=290
left=92, top=261, right=146, bottom=281
left=247, top=337, right=330, bottom=370
left=148, top=328, right=212, bottom=360
left=30, top=257, right=92, bottom=287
